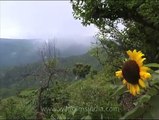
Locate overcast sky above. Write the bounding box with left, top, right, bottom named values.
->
left=0, top=1, right=98, bottom=40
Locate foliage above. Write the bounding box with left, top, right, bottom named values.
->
left=71, top=0, right=159, bottom=31
left=73, top=63, right=91, bottom=79
left=71, top=0, right=159, bottom=64
left=40, top=82, right=70, bottom=119
left=71, top=0, right=159, bottom=119
left=0, top=96, right=35, bottom=119
left=0, top=53, right=100, bottom=99
left=65, top=71, right=123, bottom=119
left=113, top=64, right=159, bottom=119
left=0, top=1, right=158, bottom=119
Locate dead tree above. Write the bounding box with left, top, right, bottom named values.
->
left=35, top=39, right=67, bottom=120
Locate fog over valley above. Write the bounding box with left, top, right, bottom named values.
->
left=0, top=1, right=98, bottom=67
left=0, top=36, right=96, bottom=67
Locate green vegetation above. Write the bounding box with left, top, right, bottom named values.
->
left=0, top=53, right=100, bottom=98
left=73, top=63, right=91, bottom=79
left=0, top=0, right=159, bottom=119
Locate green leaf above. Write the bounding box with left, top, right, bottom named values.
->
left=71, top=108, right=77, bottom=116
left=149, top=95, right=159, bottom=119
left=120, top=105, right=146, bottom=119
left=138, top=94, right=151, bottom=104
left=111, top=85, right=126, bottom=96
left=56, top=114, right=66, bottom=120
left=143, top=111, right=154, bottom=119
left=150, top=78, right=159, bottom=85
left=81, top=115, right=92, bottom=120
left=154, top=84, right=159, bottom=89
left=0, top=116, right=5, bottom=119
left=100, top=114, right=104, bottom=120
left=152, top=73, right=159, bottom=80
left=145, top=63, right=159, bottom=68
left=147, top=87, right=158, bottom=96
left=155, top=70, right=159, bottom=74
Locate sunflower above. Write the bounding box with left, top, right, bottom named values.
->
left=115, top=50, right=151, bottom=96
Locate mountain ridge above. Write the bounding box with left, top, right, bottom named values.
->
left=0, top=38, right=93, bottom=67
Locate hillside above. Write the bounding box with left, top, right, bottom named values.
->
left=0, top=53, right=101, bottom=98
left=0, top=38, right=94, bottom=67
left=0, top=38, right=42, bottom=67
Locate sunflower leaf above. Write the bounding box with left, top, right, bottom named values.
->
left=147, top=87, right=158, bottom=96
left=56, top=114, right=66, bottom=120
left=71, top=108, right=77, bottom=116
left=149, top=95, right=159, bottom=118
left=149, top=70, right=159, bottom=86
left=137, top=94, right=151, bottom=104
left=154, top=84, right=159, bottom=89
left=145, top=63, right=159, bottom=68
left=155, top=70, right=159, bottom=74
left=111, top=85, right=126, bottom=96
left=120, top=105, right=146, bottom=119
left=81, top=115, right=92, bottom=120
left=143, top=111, right=154, bottom=119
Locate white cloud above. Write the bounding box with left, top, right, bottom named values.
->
left=0, top=1, right=98, bottom=40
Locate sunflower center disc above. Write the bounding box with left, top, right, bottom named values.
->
left=122, top=60, right=140, bottom=84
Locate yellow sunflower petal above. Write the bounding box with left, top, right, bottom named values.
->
left=115, top=70, right=123, bottom=78
left=129, top=84, right=140, bottom=96
left=127, top=50, right=145, bottom=67
left=129, top=85, right=133, bottom=94
left=141, top=58, right=146, bottom=62
left=140, top=72, right=151, bottom=80
left=135, top=57, right=146, bottom=67
left=127, top=50, right=133, bottom=59
left=137, top=51, right=144, bottom=58
left=133, top=50, right=143, bottom=60
left=122, top=79, right=127, bottom=85
left=130, top=85, right=136, bottom=96
left=131, top=52, right=137, bottom=60
left=135, top=85, right=140, bottom=94
left=140, top=66, right=150, bottom=72
left=139, top=79, right=146, bottom=88
left=127, top=83, right=130, bottom=90
left=133, top=49, right=137, bottom=53
left=116, top=50, right=151, bottom=96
